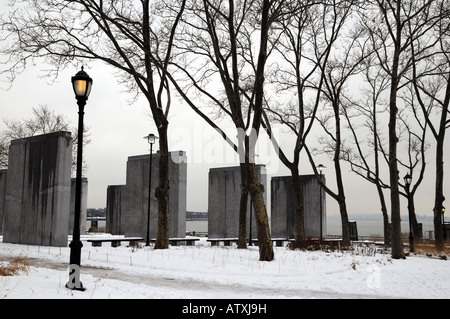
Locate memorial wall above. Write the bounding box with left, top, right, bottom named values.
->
left=208, top=165, right=266, bottom=239
left=2, top=131, right=72, bottom=247
left=106, top=151, right=187, bottom=239
left=271, top=174, right=326, bottom=239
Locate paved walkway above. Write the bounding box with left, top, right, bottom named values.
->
left=1, top=253, right=397, bottom=299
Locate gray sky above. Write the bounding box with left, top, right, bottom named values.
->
left=0, top=61, right=448, bottom=218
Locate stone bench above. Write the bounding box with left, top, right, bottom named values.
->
left=249, top=238, right=292, bottom=247
left=149, top=238, right=200, bottom=246
left=207, top=238, right=239, bottom=246
left=87, top=237, right=143, bottom=247
left=208, top=238, right=291, bottom=247
left=270, top=238, right=293, bottom=247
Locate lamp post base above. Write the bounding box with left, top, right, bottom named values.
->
left=65, top=282, right=86, bottom=291
left=66, top=262, right=86, bottom=291
left=67, top=240, right=85, bottom=291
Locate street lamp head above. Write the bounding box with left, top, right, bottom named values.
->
left=404, top=173, right=412, bottom=186
left=317, top=164, right=326, bottom=173
left=143, top=133, right=158, bottom=144
left=72, top=66, right=93, bottom=101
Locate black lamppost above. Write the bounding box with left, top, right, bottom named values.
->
left=66, top=67, right=92, bottom=291
left=144, top=133, right=158, bottom=246
left=248, top=199, right=253, bottom=246
left=317, top=164, right=325, bottom=241
left=404, top=173, right=414, bottom=253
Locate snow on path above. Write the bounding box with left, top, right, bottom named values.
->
left=1, top=238, right=449, bottom=299
left=2, top=255, right=390, bottom=299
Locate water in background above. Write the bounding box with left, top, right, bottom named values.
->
left=89, top=219, right=435, bottom=238
left=327, top=219, right=435, bottom=237
left=186, top=220, right=208, bottom=233
left=186, top=219, right=436, bottom=238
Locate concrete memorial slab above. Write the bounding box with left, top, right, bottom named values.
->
left=106, top=151, right=187, bottom=239
left=2, top=131, right=72, bottom=247
left=271, top=174, right=326, bottom=240
left=0, top=169, right=7, bottom=235
left=207, top=165, right=266, bottom=240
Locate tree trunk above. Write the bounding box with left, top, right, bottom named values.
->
left=333, top=121, right=350, bottom=246
left=387, top=1, right=405, bottom=260
left=383, top=211, right=391, bottom=246
left=376, top=184, right=390, bottom=245
left=388, top=93, right=404, bottom=258
left=388, top=94, right=404, bottom=258
left=142, top=0, right=170, bottom=250
left=246, top=162, right=273, bottom=261
left=339, top=200, right=350, bottom=247
left=154, top=125, right=170, bottom=249
left=409, top=196, right=420, bottom=241
left=238, top=164, right=249, bottom=249
left=434, top=133, right=445, bottom=251
left=389, top=108, right=404, bottom=259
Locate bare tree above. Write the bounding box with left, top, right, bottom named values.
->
left=263, top=0, right=356, bottom=247
left=303, top=1, right=372, bottom=247
left=341, top=59, right=392, bottom=244
left=343, top=57, right=429, bottom=247
left=398, top=87, right=429, bottom=245
left=165, top=0, right=287, bottom=260
left=408, top=0, right=450, bottom=251
left=361, top=0, right=437, bottom=259
left=0, top=0, right=187, bottom=249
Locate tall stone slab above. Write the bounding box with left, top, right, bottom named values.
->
left=2, top=131, right=72, bottom=247
left=106, top=185, right=126, bottom=235
left=108, top=151, right=187, bottom=238
left=0, top=169, right=7, bottom=235
left=271, top=175, right=326, bottom=239
left=208, top=165, right=266, bottom=239
left=69, top=177, right=88, bottom=235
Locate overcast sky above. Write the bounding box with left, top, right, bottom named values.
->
left=1, top=59, right=449, bottom=218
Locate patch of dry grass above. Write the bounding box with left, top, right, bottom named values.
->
left=0, top=256, right=29, bottom=276
left=408, top=241, right=450, bottom=259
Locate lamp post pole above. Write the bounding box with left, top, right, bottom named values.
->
left=248, top=199, right=252, bottom=246
left=67, top=67, right=92, bottom=291
left=144, top=134, right=157, bottom=246
left=404, top=173, right=414, bottom=253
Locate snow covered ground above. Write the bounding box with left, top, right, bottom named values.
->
left=0, top=235, right=449, bottom=301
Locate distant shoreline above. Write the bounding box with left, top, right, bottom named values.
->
left=327, top=213, right=435, bottom=222
left=187, top=212, right=437, bottom=222
left=186, top=219, right=437, bottom=238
